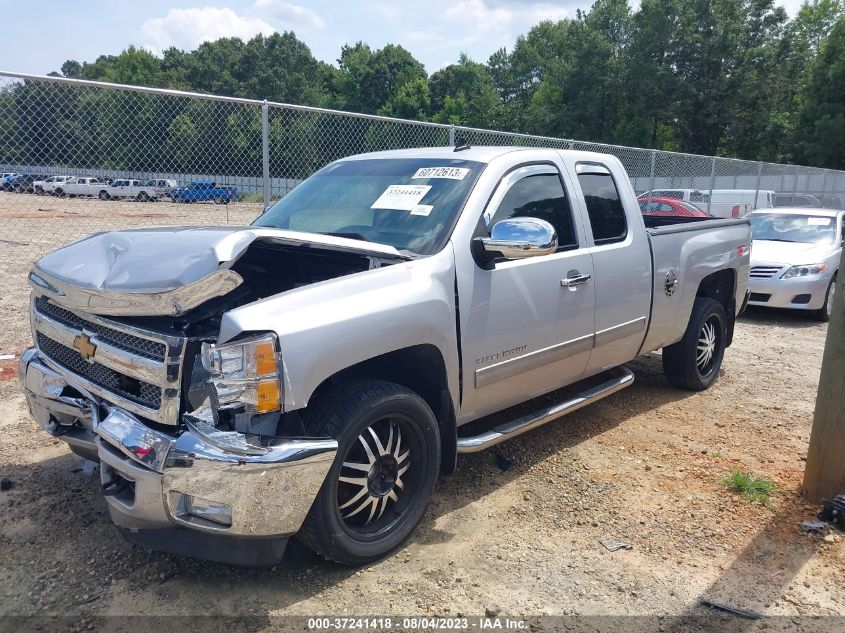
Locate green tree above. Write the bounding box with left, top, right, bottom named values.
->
left=379, top=78, right=431, bottom=120
left=60, top=60, right=82, bottom=79
left=429, top=54, right=499, bottom=127
left=338, top=43, right=426, bottom=113
left=796, top=15, right=845, bottom=167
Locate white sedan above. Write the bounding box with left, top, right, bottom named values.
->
left=748, top=208, right=843, bottom=321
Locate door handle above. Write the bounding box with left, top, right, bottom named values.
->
left=561, top=273, right=592, bottom=288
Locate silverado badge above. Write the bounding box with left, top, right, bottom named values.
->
left=72, top=333, right=97, bottom=361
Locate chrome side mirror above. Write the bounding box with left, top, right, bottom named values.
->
left=476, top=217, right=558, bottom=261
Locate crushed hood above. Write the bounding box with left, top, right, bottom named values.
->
left=30, top=226, right=404, bottom=316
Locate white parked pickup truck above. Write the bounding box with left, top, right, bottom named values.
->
left=103, top=179, right=142, bottom=200
left=21, top=146, right=751, bottom=566
left=33, top=175, right=72, bottom=195
left=103, top=179, right=172, bottom=201
left=55, top=177, right=106, bottom=198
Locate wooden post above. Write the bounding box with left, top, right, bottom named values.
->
left=802, top=247, right=845, bottom=503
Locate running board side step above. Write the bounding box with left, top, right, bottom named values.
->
left=456, top=367, right=635, bottom=454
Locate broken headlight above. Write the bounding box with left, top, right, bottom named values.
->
left=201, top=333, right=282, bottom=414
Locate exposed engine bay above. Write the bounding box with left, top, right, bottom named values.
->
left=122, top=242, right=382, bottom=338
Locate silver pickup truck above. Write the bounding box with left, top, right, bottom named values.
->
left=20, top=146, right=751, bottom=566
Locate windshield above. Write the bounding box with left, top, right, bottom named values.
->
left=254, top=158, right=484, bottom=255
left=750, top=213, right=839, bottom=244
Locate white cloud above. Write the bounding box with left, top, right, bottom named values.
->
left=444, top=0, right=513, bottom=31
left=369, top=3, right=402, bottom=20
left=140, top=7, right=275, bottom=53
left=253, top=0, right=326, bottom=29
left=443, top=0, right=569, bottom=32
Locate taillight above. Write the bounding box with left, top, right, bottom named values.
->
left=732, top=205, right=740, bottom=218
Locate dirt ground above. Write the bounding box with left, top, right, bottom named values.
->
left=0, top=191, right=843, bottom=631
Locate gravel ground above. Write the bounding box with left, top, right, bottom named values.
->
left=0, top=191, right=843, bottom=630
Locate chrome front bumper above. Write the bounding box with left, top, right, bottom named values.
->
left=20, top=348, right=337, bottom=560
left=748, top=274, right=832, bottom=311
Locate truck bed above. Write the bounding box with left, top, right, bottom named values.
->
left=640, top=216, right=751, bottom=354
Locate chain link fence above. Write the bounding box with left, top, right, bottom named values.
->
left=1, top=69, right=844, bottom=353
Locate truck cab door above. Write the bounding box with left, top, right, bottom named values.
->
left=570, top=161, right=651, bottom=377
left=458, top=163, right=596, bottom=422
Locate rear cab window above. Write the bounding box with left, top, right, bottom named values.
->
left=576, top=163, right=628, bottom=245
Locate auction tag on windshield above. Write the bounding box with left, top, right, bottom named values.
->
left=412, top=167, right=469, bottom=180
left=808, top=217, right=832, bottom=225
left=410, top=204, right=433, bottom=217
left=371, top=184, right=431, bottom=211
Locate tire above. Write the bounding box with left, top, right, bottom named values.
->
left=35, top=186, right=44, bottom=196
left=137, top=191, right=149, bottom=202
left=813, top=275, right=836, bottom=322
left=213, top=195, right=224, bottom=204
left=297, top=379, right=441, bottom=565
left=54, top=188, right=65, bottom=198
left=99, top=190, right=110, bottom=200
left=662, top=297, right=727, bottom=391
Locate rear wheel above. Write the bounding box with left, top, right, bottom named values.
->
left=137, top=191, right=149, bottom=202
left=813, top=275, right=836, bottom=322
left=35, top=186, right=44, bottom=195
left=663, top=297, right=727, bottom=391
left=98, top=190, right=109, bottom=200
left=297, top=379, right=440, bottom=565
left=213, top=195, right=224, bottom=204
left=54, top=188, right=65, bottom=198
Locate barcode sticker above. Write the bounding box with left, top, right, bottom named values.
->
left=412, top=167, right=469, bottom=180
left=371, top=184, right=432, bottom=211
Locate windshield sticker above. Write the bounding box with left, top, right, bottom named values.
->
left=410, top=204, right=433, bottom=217
left=412, top=167, right=469, bottom=180
left=371, top=184, right=431, bottom=211
left=808, top=217, right=832, bottom=225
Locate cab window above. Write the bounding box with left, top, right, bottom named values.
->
left=488, top=173, right=578, bottom=250
left=576, top=164, right=628, bottom=244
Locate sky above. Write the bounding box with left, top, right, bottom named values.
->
left=0, top=0, right=811, bottom=76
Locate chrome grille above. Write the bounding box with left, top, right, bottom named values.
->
left=30, top=295, right=185, bottom=424
left=37, top=332, right=162, bottom=408
left=750, top=266, right=782, bottom=279
left=35, top=297, right=166, bottom=361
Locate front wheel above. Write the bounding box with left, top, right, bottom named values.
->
left=297, top=379, right=441, bottom=565
left=137, top=191, right=149, bottom=202
left=813, top=275, right=836, bottom=322
left=662, top=297, right=727, bottom=391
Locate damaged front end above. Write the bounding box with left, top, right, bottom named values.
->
left=18, top=227, right=405, bottom=565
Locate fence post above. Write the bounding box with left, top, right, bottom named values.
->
left=448, top=125, right=455, bottom=146
left=261, top=100, right=270, bottom=210
left=753, top=162, right=763, bottom=210
left=791, top=164, right=799, bottom=204
left=821, top=170, right=828, bottom=204
left=706, top=157, right=716, bottom=215
left=647, top=150, right=656, bottom=204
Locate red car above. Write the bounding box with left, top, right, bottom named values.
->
left=638, top=196, right=709, bottom=217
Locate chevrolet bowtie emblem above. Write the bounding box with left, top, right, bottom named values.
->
left=72, top=333, right=97, bottom=361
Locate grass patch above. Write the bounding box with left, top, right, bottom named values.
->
left=723, top=470, right=776, bottom=505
